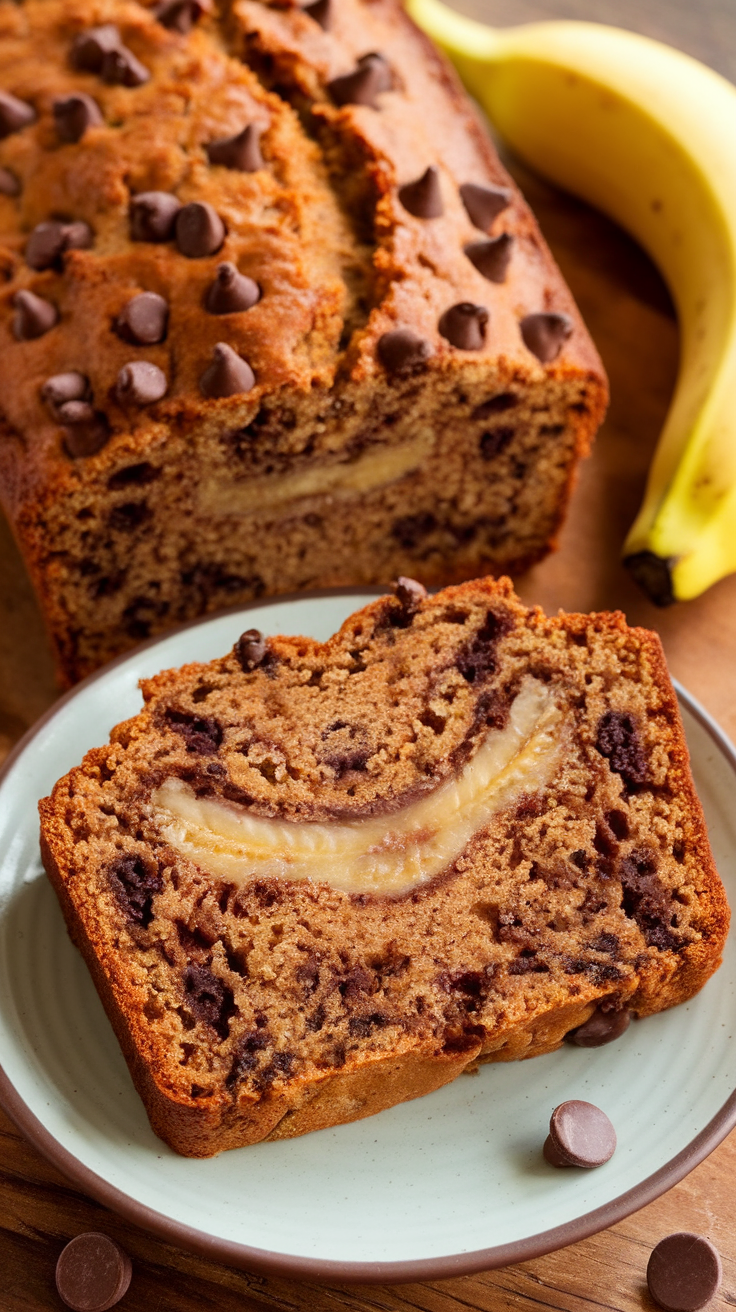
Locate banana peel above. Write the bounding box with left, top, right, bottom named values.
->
left=407, top=0, right=736, bottom=605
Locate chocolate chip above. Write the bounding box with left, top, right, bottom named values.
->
left=129, top=191, right=181, bottom=243
left=101, top=45, right=150, bottom=87
left=109, top=854, right=162, bottom=927
left=596, top=710, right=648, bottom=787
left=398, top=165, right=443, bottom=218
left=460, top=181, right=511, bottom=231
left=41, top=372, right=90, bottom=415
left=200, top=343, right=255, bottom=397
left=479, top=426, right=514, bottom=460
left=546, top=1100, right=616, bottom=1168
left=303, top=0, right=332, bottom=28
left=53, top=94, right=103, bottom=143
left=520, top=311, right=573, bottom=363
left=647, top=1234, right=722, bottom=1312
left=55, top=1232, right=132, bottom=1312
left=116, top=291, right=169, bottom=344
left=116, top=362, right=167, bottom=406
left=58, top=401, right=111, bottom=458
left=0, top=166, right=20, bottom=196
left=12, top=289, right=58, bottom=340
left=184, top=962, right=235, bottom=1038
left=206, top=124, right=265, bottom=171
left=377, top=328, right=432, bottom=375
left=70, top=24, right=121, bottom=73
left=473, top=393, right=517, bottom=418
left=0, top=91, right=36, bottom=138
left=175, top=201, right=225, bottom=258
left=439, top=302, right=488, bottom=350
left=235, top=628, right=266, bottom=670
left=25, top=219, right=92, bottom=270
left=205, top=262, right=259, bottom=314
left=153, top=0, right=212, bottom=32
left=393, top=576, right=427, bottom=608
left=465, top=232, right=513, bottom=283
left=567, top=1007, right=631, bottom=1047
left=328, top=53, right=391, bottom=108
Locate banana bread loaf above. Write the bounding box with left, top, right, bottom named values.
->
left=40, top=578, right=728, bottom=1157
left=0, top=0, right=607, bottom=684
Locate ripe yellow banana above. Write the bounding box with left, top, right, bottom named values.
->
left=407, top=0, right=736, bottom=605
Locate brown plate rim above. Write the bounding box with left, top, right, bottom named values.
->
left=0, top=587, right=734, bottom=1285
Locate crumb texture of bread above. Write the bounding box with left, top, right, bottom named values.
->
left=0, top=0, right=607, bottom=683
left=39, top=578, right=729, bottom=1156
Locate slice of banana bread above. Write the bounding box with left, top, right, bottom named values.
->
left=0, top=0, right=607, bottom=684
left=39, top=579, right=728, bottom=1157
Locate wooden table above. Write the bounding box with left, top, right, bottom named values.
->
left=2, top=1, right=736, bottom=1307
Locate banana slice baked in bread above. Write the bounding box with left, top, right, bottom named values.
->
left=40, top=579, right=728, bottom=1157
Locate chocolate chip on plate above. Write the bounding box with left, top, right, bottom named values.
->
left=0, top=90, right=36, bottom=138
left=464, top=232, right=513, bottom=283
left=200, top=343, right=255, bottom=397
left=116, top=362, right=167, bottom=406
left=328, top=53, right=391, bottom=108
left=520, top=311, right=573, bottom=363
left=41, top=372, right=90, bottom=415
left=53, top=93, right=103, bottom=143
left=377, top=328, right=433, bottom=375
left=439, top=302, right=488, bottom=350
left=101, top=45, right=150, bottom=87
left=303, top=0, right=332, bottom=28
left=153, top=0, right=213, bottom=32
left=58, top=402, right=111, bottom=458
left=12, top=289, right=58, bottom=340
left=205, top=263, right=260, bottom=314
left=235, top=628, right=266, bottom=670
left=129, top=191, right=181, bottom=243
left=544, top=1099, right=616, bottom=1169
left=55, top=1231, right=132, bottom=1312
left=175, top=201, right=225, bottom=258
left=26, top=219, right=92, bottom=271
left=567, top=1006, right=631, bottom=1047
left=0, top=166, right=20, bottom=196
left=116, top=291, right=169, bottom=345
left=206, top=123, right=265, bottom=172
left=70, top=24, right=121, bottom=73
left=459, top=181, right=512, bottom=231
left=398, top=165, right=443, bottom=219
left=647, top=1234, right=722, bottom=1312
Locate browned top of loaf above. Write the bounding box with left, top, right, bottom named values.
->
left=0, top=0, right=604, bottom=498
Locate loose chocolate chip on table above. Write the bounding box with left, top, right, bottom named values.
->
left=129, top=191, right=181, bottom=243
left=328, top=53, right=391, bottom=108
left=116, top=291, right=169, bottom=345
left=377, top=328, right=433, bottom=375
left=41, top=372, right=90, bottom=414
left=59, top=401, right=111, bottom=458
left=544, top=1099, right=616, bottom=1168
left=205, top=262, right=259, bottom=314
left=206, top=123, right=265, bottom=172
left=0, top=166, right=20, bottom=196
left=303, top=0, right=333, bottom=28
left=647, top=1234, right=722, bottom=1312
left=54, top=93, right=103, bottom=143
left=393, top=577, right=427, bottom=608
left=116, top=362, right=167, bottom=406
left=12, top=289, right=58, bottom=340
left=235, top=628, right=266, bottom=671
left=56, top=1231, right=132, bottom=1312
left=153, top=0, right=213, bottom=32
left=0, top=90, right=36, bottom=138
left=175, top=201, right=225, bottom=258
left=460, top=181, right=512, bottom=231
left=521, top=311, right=573, bottom=363
left=567, top=1006, right=631, bottom=1047
left=26, top=219, right=92, bottom=271
left=200, top=343, right=255, bottom=397
left=101, top=45, right=150, bottom=87
left=398, top=165, right=443, bottom=219
left=439, top=302, right=488, bottom=350
left=70, top=25, right=121, bottom=73
left=465, top=232, right=513, bottom=283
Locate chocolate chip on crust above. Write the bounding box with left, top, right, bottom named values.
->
left=328, top=53, right=391, bottom=107
left=464, top=233, right=513, bottom=283
left=206, top=124, right=265, bottom=172
left=205, top=263, right=260, bottom=314
left=70, top=24, right=121, bottom=72
left=520, top=311, right=573, bottom=363
left=303, top=0, right=333, bottom=28
left=393, top=576, right=427, bottom=609
left=12, top=289, right=58, bottom=340
left=53, top=93, right=103, bottom=143
left=439, top=302, right=488, bottom=351
left=116, top=362, right=167, bottom=406
left=0, top=166, right=20, bottom=196
left=55, top=1231, right=132, bottom=1312
left=200, top=343, right=255, bottom=397
left=175, top=201, right=225, bottom=258
left=647, top=1234, right=722, bottom=1312
left=26, top=219, right=92, bottom=270
left=59, top=401, right=111, bottom=458
left=460, top=181, right=512, bottom=231
left=235, top=628, right=266, bottom=670
left=0, top=90, right=36, bottom=138
left=377, top=328, right=432, bottom=375
left=153, top=0, right=213, bottom=31
left=129, top=191, right=181, bottom=243
left=41, top=372, right=90, bottom=415
left=398, top=165, right=443, bottom=218
left=101, top=45, right=150, bottom=87
left=116, top=292, right=169, bottom=345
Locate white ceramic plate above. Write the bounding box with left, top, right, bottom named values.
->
left=1, top=591, right=735, bottom=1283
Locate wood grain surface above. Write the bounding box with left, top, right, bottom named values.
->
left=2, top=0, right=736, bottom=1307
